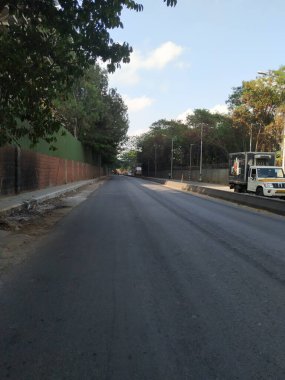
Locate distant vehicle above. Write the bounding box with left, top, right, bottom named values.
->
left=134, top=166, right=142, bottom=176
left=229, top=152, right=285, bottom=197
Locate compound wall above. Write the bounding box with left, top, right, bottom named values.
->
left=0, top=145, right=102, bottom=195
left=0, top=128, right=102, bottom=195
left=153, top=168, right=228, bottom=184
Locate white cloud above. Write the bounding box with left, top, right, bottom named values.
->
left=176, top=104, right=229, bottom=122
left=176, top=108, right=194, bottom=122
left=210, top=104, right=229, bottom=114
left=112, top=66, right=140, bottom=86
left=123, top=95, right=155, bottom=113
left=129, top=127, right=150, bottom=136
left=142, top=42, right=183, bottom=70
left=175, top=61, right=191, bottom=70
left=110, top=41, right=184, bottom=87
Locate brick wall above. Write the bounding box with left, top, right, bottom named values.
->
left=0, top=146, right=102, bottom=195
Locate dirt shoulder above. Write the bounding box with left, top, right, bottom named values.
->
left=0, top=181, right=105, bottom=279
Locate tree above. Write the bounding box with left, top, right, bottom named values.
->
left=136, top=111, right=243, bottom=175
left=55, top=65, right=129, bottom=164
left=186, top=109, right=242, bottom=163
left=0, top=0, right=177, bottom=146
left=138, top=119, right=188, bottom=171
left=226, top=86, right=243, bottom=111
left=229, top=68, right=285, bottom=151
left=118, top=150, right=138, bottom=170
left=87, top=87, right=129, bottom=164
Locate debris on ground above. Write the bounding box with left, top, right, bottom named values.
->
left=0, top=180, right=104, bottom=279
left=0, top=199, right=64, bottom=231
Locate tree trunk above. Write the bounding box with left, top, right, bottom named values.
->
left=255, top=125, right=263, bottom=151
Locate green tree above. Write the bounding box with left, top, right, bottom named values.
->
left=229, top=67, right=285, bottom=151
left=55, top=65, right=129, bottom=164
left=138, top=119, right=188, bottom=172
left=118, top=150, right=138, bottom=170
left=186, top=109, right=242, bottom=163
left=88, top=87, right=129, bottom=164
left=138, top=113, right=237, bottom=175
left=0, top=0, right=177, bottom=146
left=226, top=86, right=243, bottom=111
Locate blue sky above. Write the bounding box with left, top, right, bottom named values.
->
left=108, top=0, right=285, bottom=136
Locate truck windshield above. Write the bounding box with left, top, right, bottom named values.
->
left=257, top=168, right=285, bottom=178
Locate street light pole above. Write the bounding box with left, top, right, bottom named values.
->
left=199, top=124, right=203, bottom=182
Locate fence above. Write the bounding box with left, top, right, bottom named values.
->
left=146, top=166, right=229, bottom=184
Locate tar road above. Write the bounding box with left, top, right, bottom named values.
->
left=1, top=176, right=285, bottom=379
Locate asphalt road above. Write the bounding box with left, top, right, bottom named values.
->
left=1, top=175, right=285, bottom=379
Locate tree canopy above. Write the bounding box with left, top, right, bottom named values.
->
left=55, top=64, right=129, bottom=164
left=228, top=67, right=285, bottom=151
left=131, top=110, right=240, bottom=176
left=118, top=65, right=285, bottom=176
left=0, top=0, right=177, bottom=146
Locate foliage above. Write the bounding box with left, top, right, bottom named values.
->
left=188, top=109, right=244, bottom=156
left=122, top=65, right=285, bottom=174
left=0, top=0, right=177, bottom=146
left=135, top=111, right=243, bottom=175
left=118, top=149, right=138, bottom=170
left=226, top=86, right=243, bottom=111
left=116, top=136, right=141, bottom=169
left=55, top=65, right=129, bottom=164
left=119, top=65, right=285, bottom=175
left=228, top=67, right=285, bottom=151
left=137, top=119, right=187, bottom=172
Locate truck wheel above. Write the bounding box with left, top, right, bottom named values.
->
left=256, top=187, right=264, bottom=196
left=234, top=185, right=241, bottom=193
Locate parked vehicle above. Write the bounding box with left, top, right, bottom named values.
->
left=229, top=152, right=285, bottom=197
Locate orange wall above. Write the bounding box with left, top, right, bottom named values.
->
left=0, top=146, right=102, bottom=195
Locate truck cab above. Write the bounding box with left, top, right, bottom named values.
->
left=247, top=166, right=285, bottom=197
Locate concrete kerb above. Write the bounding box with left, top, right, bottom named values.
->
left=0, top=178, right=103, bottom=217
left=142, top=177, right=285, bottom=216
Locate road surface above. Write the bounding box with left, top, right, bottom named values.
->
left=1, top=175, right=285, bottom=379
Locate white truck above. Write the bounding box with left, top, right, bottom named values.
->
left=229, top=152, right=285, bottom=197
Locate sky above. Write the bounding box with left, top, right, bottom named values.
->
left=108, top=0, right=285, bottom=136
